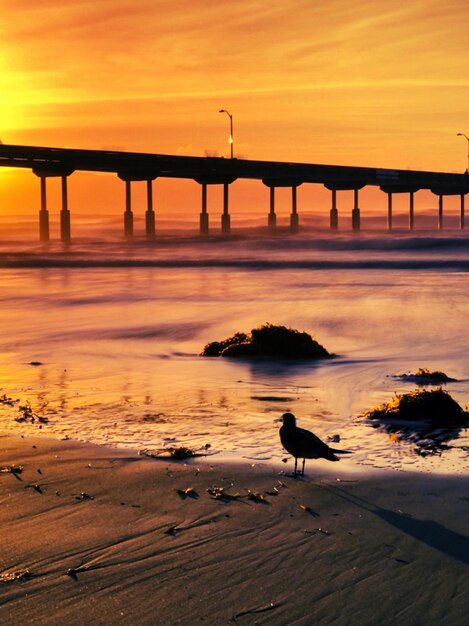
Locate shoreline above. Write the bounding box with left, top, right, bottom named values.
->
left=1, top=432, right=468, bottom=625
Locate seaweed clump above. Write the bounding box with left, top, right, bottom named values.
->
left=366, top=388, right=466, bottom=426
left=201, top=324, right=331, bottom=359
left=139, top=443, right=213, bottom=461
left=365, top=388, right=469, bottom=455
left=202, top=332, right=249, bottom=357
left=396, top=368, right=457, bottom=385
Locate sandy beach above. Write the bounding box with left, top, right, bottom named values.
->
left=1, top=433, right=468, bottom=625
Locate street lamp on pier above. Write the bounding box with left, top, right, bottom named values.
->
left=219, top=109, right=234, bottom=158
left=456, top=132, right=469, bottom=173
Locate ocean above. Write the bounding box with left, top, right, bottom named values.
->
left=0, top=229, right=468, bottom=474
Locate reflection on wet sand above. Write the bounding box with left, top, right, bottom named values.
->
left=0, top=237, right=468, bottom=474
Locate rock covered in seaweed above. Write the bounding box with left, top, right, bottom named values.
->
left=364, top=388, right=468, bottom=455
left=201, top=332, right=249, bottom=357
left=395, top=368, right=457, bottom=385
left=365, top=388, right=467, bottom=427
left=201, top=323, right=331, bottom=359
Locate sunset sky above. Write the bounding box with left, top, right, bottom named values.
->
left=0, top=0, right=468, bottom=224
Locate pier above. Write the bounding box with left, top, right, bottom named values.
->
left=0, top=143, right=468, bottom=240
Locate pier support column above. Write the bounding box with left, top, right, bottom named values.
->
left=409, top=192, right=415, bottom=230
left=330, top=189, right=338, bottom=230
left=290, top=186, right=299, bottom=233
left=39, top=176, right=49, bottom=242
left=124, top=180, right=134, bottom=237
left=60, top=175, right=71, bottom=243
left=352, top=189, right=360, bottom=231
left=200, top=183, right=209, bottom=235
left=268, top=187, right=277, bottom=231
left=438, top=195, right=444, bottom=230
left=221, top=183, right=231, bottom=235
left=145, top=179, right=155, bottom=237
left=387, top=193, right=393, bottom=230
left=460, top=194, right=465, bottom=230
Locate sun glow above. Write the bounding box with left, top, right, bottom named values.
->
left=0, top=1, right=468, bottom=217
left=0, top=56, right=25, bottom=136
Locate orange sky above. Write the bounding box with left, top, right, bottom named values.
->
left=0, top=0, right=468, bottom=225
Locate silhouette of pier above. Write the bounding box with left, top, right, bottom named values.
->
left=0, top=143, right=468, bottom=241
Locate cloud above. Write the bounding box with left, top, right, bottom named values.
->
left=0, top=0, right=468, bottom=171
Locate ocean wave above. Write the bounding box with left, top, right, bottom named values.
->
left=0, top=234, right=468, bottom=271
left=1, top=257, right=468, bottom=271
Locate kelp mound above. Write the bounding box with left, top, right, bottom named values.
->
left=365, top=388, right=468, bottom=455
left=201, top=323, right=331, bottom=359
left=366, top=388, right=466, bottom=426
left=396, top=368, right=457, bottom=385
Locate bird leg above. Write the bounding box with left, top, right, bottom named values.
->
left=301, top=458, right=305, bottom=476
left=294, top=457, right=298, bottom=478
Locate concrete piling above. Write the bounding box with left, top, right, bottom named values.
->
left=145, top=179, right=155, bottom=237
left=290, top=186, right=299, bottom=233
left=60, top=175, right=71, bottom=243
left=221, top=183, right=230, bottom=235
left=124, top=180, right=134, bottom=237
left=438, top=195, right=444, bottom=230
left=268, top=187, right=277, bottom=231
left=200, top=183, right=209, bottom=235
left=387, top=192, right=393, bottom=230
left=39, top=176, right=49, bottom=242
left=352, top=189, right=360, bottom=231
left=409, top=192, right=414, bottom=230
left=330, top=189, right=338, bottom=230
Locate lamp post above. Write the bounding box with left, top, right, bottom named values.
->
left=457, top=133, right=469, bottom=173
left=219, top=109, right=233, bottom=158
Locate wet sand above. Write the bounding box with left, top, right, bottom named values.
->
left=0, top=433, right=468, bottom=625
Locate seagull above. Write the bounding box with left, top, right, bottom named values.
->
left=279, top=412, right=351, bottom=477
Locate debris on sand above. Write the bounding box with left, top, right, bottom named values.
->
left=75, top=492, right=94, bottom=501
left=139, top=444, right=213, bottom=461
left=298, top=504, right=318, bottom=516
left=0, top=465, right=23, bottom=476
left=166, top=446, right=195, bottom=460
left=66, top=566, right=90, bottom=579
left=246, top=490, right=268, bottom=503
left=0, top=391, right=49, bottom=427
left=0, top=394, right=19, bottom=406
left=206, top=486, right=270, bottom=504
left=201, top=323, right=331, bottom=359
left=0, top=570, right=33, bottom=583
left=233, top=602, right=280, bottom=623
left=25, top=483, right=43, bottom=494
left=206, top=486, right=243, bottom=502
left=175, top=487, right=198, bottom=499
left=395, top=368, right=457, bottom=385
left=15, top=403, right=49, bottom=425
left=139, top=446, right=195, bottom=460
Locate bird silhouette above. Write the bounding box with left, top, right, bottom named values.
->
left=279, top=412, right=351, bottom=477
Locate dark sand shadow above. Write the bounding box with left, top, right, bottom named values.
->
left=373, top=507, right=469, bottom=564
left=322, top=484, right=469, bottom=565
